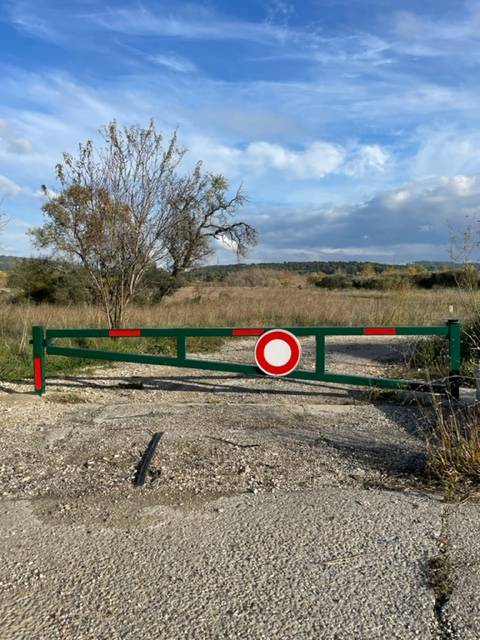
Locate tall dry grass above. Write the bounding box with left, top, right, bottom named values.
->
left=0, top=284, right=476, bottom=381
left=426, top=396, right=480, bottom=496
left=0, top=284, right=474, bottom=332
left=134, top=285, right=474, bottom=327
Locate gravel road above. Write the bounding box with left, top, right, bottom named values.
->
left=0, top=335, right=478, bottom=639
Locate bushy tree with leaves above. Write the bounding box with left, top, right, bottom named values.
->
left=32, top=120, right=256, bottom=327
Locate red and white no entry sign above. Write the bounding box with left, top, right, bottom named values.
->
left=255, top=329, right=302, bottom=376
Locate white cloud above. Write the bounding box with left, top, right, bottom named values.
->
left=85, top=5, right=294, bottom=44
left=7, top=2, right=60, bottom=43
left=0, top=175, right=26, bottom=197
left=315, top=246, right=395, bottom=257
left=0, top=120, right=32, bottom=155
left=149, top=54, right=197, bottom=73
left=393, top=8, right=479, bottom=43
left=236, top=174, right=480, bottom=262
left=188, top=137, right=389, bottom=181
left=215, top=235, right=239, bottom=253
left=385, top=189, right=410, bottom=208
left=243, top=141, right=346, bottom=178
left=343, top=145, right=390, bottom=177
left=448, top=175, right=477, bottom=196
left=412, top=129, right=480, bottom=179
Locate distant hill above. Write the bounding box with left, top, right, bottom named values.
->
left=0, top=255, right=17, bottom=271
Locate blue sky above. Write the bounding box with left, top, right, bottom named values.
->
left=1, top=0, right=480, bottom=263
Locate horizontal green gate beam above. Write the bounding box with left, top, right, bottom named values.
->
left=45, top=325, right=449, bottom=339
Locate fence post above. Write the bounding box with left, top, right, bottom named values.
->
left=447, top=319, right=461, bottom=400
left=32, top=325, right=46, bottom=396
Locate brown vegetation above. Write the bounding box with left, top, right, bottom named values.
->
left=426, top=397, right=480, bottom=496
left=1, top=284, right=473, bottom=332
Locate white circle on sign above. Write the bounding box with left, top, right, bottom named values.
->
left=263, top=339, right=292, bottom=367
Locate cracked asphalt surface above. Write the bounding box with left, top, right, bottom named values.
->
left=0, top=335, right=479, bottom=639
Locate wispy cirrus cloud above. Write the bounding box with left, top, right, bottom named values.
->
left=0, top=119, right=32, bottom=155
left=0, top=174, right=26, bottom=197
left=392, top=5, right=480, bottom=44
left=4, top=0, right=60, bottom=42
left=148, top=53, right=197, bottom=74
left=83, top=4, right=298, bottom=44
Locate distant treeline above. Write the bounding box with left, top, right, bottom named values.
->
left=189, top=260, right=391, bottom=280
left=188, top=260, right=469, bottom=282
left=0, top=255, right=18, bottom=271
left=311, top=270, right=477, bottom=290
left=2, top=256, right=479, bottom=304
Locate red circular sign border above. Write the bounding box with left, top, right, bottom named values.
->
left=255, top=329, right=302, bottom=376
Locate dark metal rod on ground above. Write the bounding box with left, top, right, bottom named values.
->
left=134, top=432, right=164, bottom=487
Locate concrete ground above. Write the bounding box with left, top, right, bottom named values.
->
left=0, top=335, right=478, bottom=639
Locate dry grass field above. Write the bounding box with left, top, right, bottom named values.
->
left=0, top=282, right=477, bottom=382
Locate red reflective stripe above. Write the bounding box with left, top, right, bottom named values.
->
left=232, top=328, right=264, bottom=336
left=34, top=357, right=43, bottom=390
left=363, top=327, right=397, bottom=335
left=109, top=329, right=141, bottom=337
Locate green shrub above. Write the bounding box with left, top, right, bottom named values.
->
left=413, top=269, right=479, bottom=289
left=7, top=258, right=94, bottom=304
left=352, top=275, right=411, bottom=290
left=314, top=274, right=353, bottom=289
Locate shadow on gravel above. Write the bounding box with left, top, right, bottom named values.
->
left=318, top=433, right=426, bottom=477
left=45, top=373, right=362, bottom=401
left=325, top=340, right=405, bottom=363
left=234, top=402, right=428, bottom=482
left=316, top=404, right=427, bottom=479
left=0, top=384, right=22, bottom=394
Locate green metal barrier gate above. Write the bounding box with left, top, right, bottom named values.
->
left=31, top=319, right=461, bottom=398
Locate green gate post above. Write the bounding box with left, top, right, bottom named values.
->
left=32, top=325, right=46, bottom=396
left=177, top=335, right=186, bottom=363
left=315, top=335, right=325, bottom=375
left=447, top=319, right=461, bottom=400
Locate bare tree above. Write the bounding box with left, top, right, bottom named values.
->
left=31, top=120, right=256, bottom=328
left=449, top=216, right=480, bottom=305
left=165, top=165, right=255, bottom=278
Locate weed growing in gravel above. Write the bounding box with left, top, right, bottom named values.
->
left=427, top=553, right=453, bottom=612
left=46, top=392, right=89, bottom=404
left=426, top=396, right=480, bottom=496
